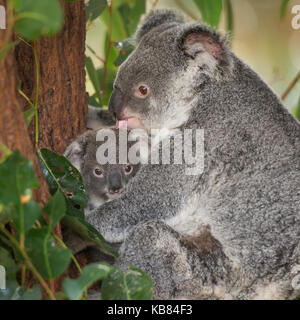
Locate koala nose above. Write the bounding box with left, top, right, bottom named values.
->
left=108, top=172, right=123, bottom=194
left=108, top=87, right=124, bottom=120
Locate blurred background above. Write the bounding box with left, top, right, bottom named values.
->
left=85, top=0, right=300, bottom=114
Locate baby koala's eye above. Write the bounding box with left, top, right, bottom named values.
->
left=94, top=168, right=104, bottom=178
left=135, top=83, right=150, bottom=98
left=124, top=165, right=133, bottom=175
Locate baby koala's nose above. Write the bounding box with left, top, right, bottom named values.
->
left=108, top=172, right=123, bottom=195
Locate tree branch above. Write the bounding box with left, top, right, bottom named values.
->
left=281, top=70, right=300, bottom=101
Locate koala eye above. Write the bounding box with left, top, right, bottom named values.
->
left=124, top=165, right=133, bottom=175
left=94, top=168, right=104, bottom=178
left=135, top=84, right=150, bottom=98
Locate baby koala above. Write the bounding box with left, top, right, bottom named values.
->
left=62, top=127, right=146, bottom=255
left=64, top=129, right=141, bottom=216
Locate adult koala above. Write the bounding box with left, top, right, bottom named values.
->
left=87, top=10, right=300, bottom=299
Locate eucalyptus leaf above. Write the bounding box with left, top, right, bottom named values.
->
left=193, top=0, right=223, bottom=28
left=23, top=107, right=35, bottom=127
left=224, top=0, right=234, bottom=35
left=88, top=95, right=101, bottom=108
left=118, top=0, right=145, bottom=36
left=12, top=200, right=41, bottom=234
left=63, top=263, right=113, bottom=300
left=0, top=151, right=39, bottom=207
left=44, top=190, right=66, bottom=231
left=0, top=281, right=41, bottom=300
left=38, top=148, right=86, bottom=219
left=25, top=228, right=72, bottom=280
left=86, top=0, right=107, bottom=22
left=86, top=56, right=103, bottom=107
left=101, top=6, right=127, bottom=41
left=12, top=0, right=63, bottom=40
left=114, top=38, right=135, bottom=67
left=101, top=265, right=153, bottom=300
left=0, top=247, right=19, bottom=280
left=0, top=204, right=15, bottom=225
left=96, top=67, right=117, bottom=106
left=62, top=215, right=118, bottom=258
left=280, top=0, right=291, bottom=19
left=0, top=40, right=19, bottom=62
left=294, top=94, right=300, bottom=121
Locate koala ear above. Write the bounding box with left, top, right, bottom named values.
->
left=180, top=27, right=233, bottom=78
left=136, top=9, right=184, bottom=42
left=183, top=32, right=223, bottom=63
left=64, top=140, right=85, bottom=171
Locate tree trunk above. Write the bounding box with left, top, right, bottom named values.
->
left=15, top=0, right=88, bottom=155
left=0, top=0, right=50, bottom=204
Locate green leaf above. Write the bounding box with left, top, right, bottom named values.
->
left=114, top=38, right=135, bottom=67
left=38, top=148, right=86, bottom=219
left=44, top=190, right=66, bottom=230
left=62, top=215, right=118, bottom=258
left=12, top=200, right=41, bottom=234
left=101, top=265, right=153, bottom=300
left=26, top=228, right=72, bottom=280
left=88, top=94, right=101, bottom=107
left=63, top=262, right=113, bottom=300
left=0, top=150, right=40, bottom=230
left=0, top=151, right=39, bottom=207
left=97, top=67, right=117, bottom=106
left=12, top=0, right=63, bottom=40
left=193, top=0, right=223, bottom=28
left=86, top=0, right=107, bottom=21
left=23, top=107, right=35, bottom=127
left=0, top=247, right=19, bottom=280
left=280, top=0, right=291, bottom=19
left=86, top=56, right=103, bottom=107
left=104, top=33, right=119, bottom=69
left=0, top=281, right=41, bottom=300
left=101, top=6, right=127, bottom=41
left=0, top=144, right=12, bottom=164
left=0, top=40, right=19, bottom=62
left=0, top=204, right=15, bottom=225
left=118, top=0, right=146, bottom=36
left=223, top=0, right=234, bottom=35
left=293, top=94, right=300, bottom=121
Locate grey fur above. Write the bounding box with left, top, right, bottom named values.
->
left=86, top=106, right=115, bottom=130
left=86, top=10, right=300, bottom=299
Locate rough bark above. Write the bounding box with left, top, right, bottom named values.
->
left=0, top=0, right=50, bottom=204
left=15, top=0, right=88, bottom=154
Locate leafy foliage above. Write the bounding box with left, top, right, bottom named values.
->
left=86, top=0, right=107, bottom=22
left=101, top=265, right=153, bottom=300
left=38, top=148, right=86, bottom=219
left=11, top=0, right=63, bottom=40
left=193, top=0, right=223, bottom=28
left=63, top=262, right=113, bottom=300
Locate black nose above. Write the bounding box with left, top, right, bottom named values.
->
left=108, top=172, right=123, bottom=194
left=108, top=87, right=124, bottom=120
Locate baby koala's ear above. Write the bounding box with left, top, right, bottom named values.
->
left=136, top=9, right=184, bottom=42
left=64, top=141, right=84, bottom=171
